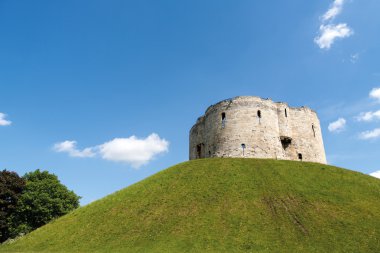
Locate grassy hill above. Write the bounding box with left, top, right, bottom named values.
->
left=1, top=158, right=380, bottom=253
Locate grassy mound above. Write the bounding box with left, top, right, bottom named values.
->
left=1, top=158, right=380, bottom=252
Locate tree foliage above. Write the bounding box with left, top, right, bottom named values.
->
left=10, top=170, right=80, bottom=237
left=0, top=170, right=25, bottom=243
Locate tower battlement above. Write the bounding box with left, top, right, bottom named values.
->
left=189, top=96, right=327, bottom=164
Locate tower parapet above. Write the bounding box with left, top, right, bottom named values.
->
left=189, top=96, right=327, bottom=164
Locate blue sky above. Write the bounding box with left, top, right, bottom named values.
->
left=0, top=0, right=380, bottom=204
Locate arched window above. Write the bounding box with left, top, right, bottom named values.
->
left=257, top=110, right=261, bottom=118
left=298, top=153, right=303, bottom=161
left=221, top=112, right=226, bottom=128
left=285, top=108, right=287, bottom=117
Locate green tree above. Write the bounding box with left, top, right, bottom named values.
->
left=10, top=170, right=80, bottom=236
left=0, top=170, right=25, bottom=242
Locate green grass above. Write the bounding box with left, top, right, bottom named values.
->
left=1, top=158, right=380, bottom=252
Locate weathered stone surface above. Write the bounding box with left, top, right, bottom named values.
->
left=189, top=96, right=327, bottom=164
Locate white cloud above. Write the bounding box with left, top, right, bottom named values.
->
left=53, top=140, right=96, bottom=158
left=98, top=134, right=169, bottom=168
left=369, top=87, right=380, bottom=102
left=315, top=0, right=353, bottom=50
left=0, top=113, right=12, bottom=126
left=328, top=118, right=346, bottom=132
left=356, top=110, right=380, bottom=122
left=322, top=0, right=345, bottom=22
left=53, top=133, right=169, bottom=168
left=370, top=170, right=380, bottom=179
left=359, top=128, right=380, bottom=140
left=314, top=24, right=353, bottom=49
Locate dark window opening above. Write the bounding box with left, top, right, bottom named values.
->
left=196, top=144, right=202, bottom=159
left=298, top=153, right=303, bottom=161
left=241, top=143, right=246, bottom=156
left=285, top=108, right=287, bottom=117
left=280, top=136, right=292, bottom=150
left=208, top=151, right=211, bottom=156
left=221, top=112, right=226, bottom=128
left=312, top=124, right=315, bottom=137
left=257, top=110, right=262, bottom=118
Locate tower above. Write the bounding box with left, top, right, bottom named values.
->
left=189, top=96, right=327, bottom=164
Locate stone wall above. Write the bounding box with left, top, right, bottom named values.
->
left=189, top=96, right=327, bottom=164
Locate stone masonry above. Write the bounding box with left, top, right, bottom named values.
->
left=189, top=96, right=327, bottom=164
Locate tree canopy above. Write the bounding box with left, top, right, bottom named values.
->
left=10, top=170, right=80, bottom=237
left=0, top=170, right=25, bottom=243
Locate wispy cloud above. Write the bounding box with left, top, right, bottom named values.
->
left=53, top=133, right=169, bottom=168
left=322, top=0, right=345, bottom=22
left=359, top=128, right=380, bottom=140
left=356, top=110, right=380, bottom=122
left=350, top=53, right=359, bottom=63
left=0, top=113, right=12, bottom=126
left=370, top=170, right=380, bottom=179
left=355, top=88, right=380, bottom=120
left=354, top=88, right=380, bottom=140
left=369, top=87, right=380, bottom=102
left=315, top=0, right=353, bottom=50
left=328, top=118, right=346, bottom=132
left=53, top=141, right=96, bottom=158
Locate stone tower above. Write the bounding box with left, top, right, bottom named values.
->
left=189, top=96, right=327, bottom=164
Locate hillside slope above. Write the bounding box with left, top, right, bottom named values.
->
left=1, top=158, right=380, bottom=253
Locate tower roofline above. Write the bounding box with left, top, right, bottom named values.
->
left=204, top=96, right=316, bottom=116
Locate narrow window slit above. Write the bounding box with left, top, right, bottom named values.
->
left=221, top=112, right=226, bottom=128
left=257, top=110, right=261, bottom=124
left=241, top=143, right=246, bottom=156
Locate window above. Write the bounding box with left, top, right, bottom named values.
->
left=221, top=112, right=226, bottom=128
left=196, top=144, right=202, bottom=159
left=312, top=124, right=315, bottom=137
left=257, top=110, right=262, bottom=124
left=285, top=108, right=287, bottom=117
left=241, top=143, right=246, bottom=156
left=280, top=136, right=291, bottom=150
left=298, top=153, right=303, bottom=161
